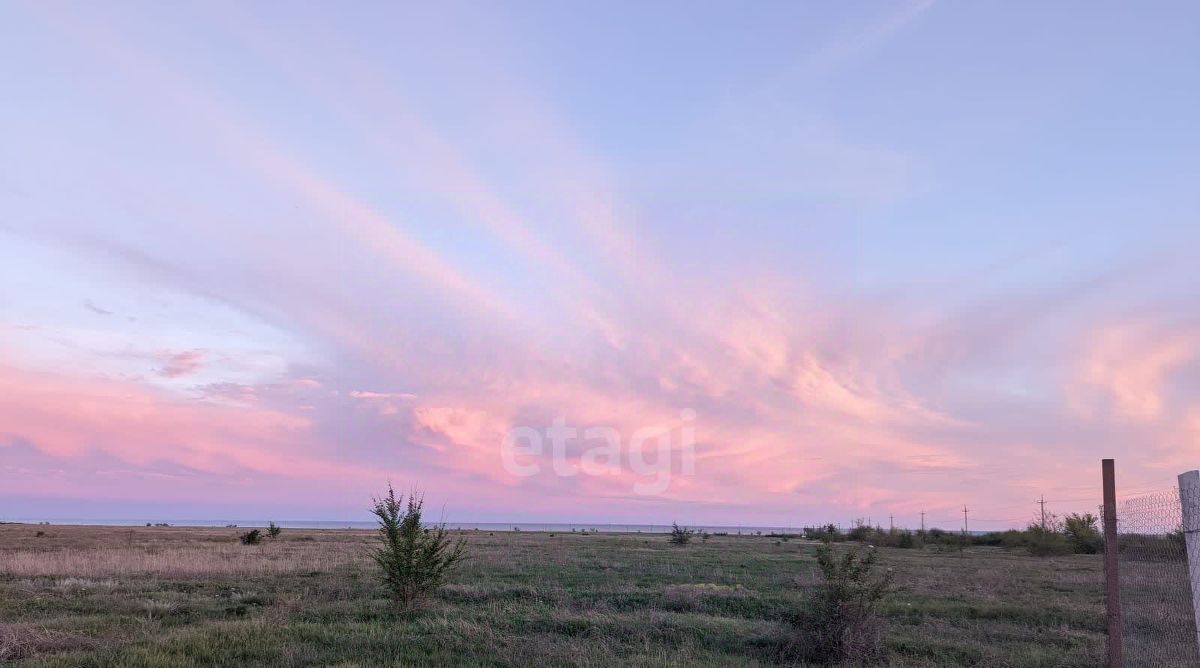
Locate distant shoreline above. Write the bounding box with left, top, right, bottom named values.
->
left=0, top=519, right=796, bottom=534
left=0, top=519, right=990, bottom=534
left=1, top=519, right=810, bottom=534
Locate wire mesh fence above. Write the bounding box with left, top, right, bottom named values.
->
left=1110, top=487, right=1200, bottom=666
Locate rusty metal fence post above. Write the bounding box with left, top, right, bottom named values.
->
left=1103, top=458, right=1122, bottom=668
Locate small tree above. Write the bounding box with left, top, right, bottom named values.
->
left=789, top=544, right=893, bottom=665
left=370, top=484, right=466, bottom=611
left=1063, top=513, right=1102, bottom=554
left=239, top=529, right=262, bottom=545
left=267, top=522, right=282, bottom=540
left=669, top=522, right=693, bottom=545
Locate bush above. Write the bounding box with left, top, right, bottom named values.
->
left=1025, top=518, right=1072, bottom=556
left=1119, top=530, right=1186, bottom=562
left=267, top=522, right=282, bottom=539
left=370, top=484, right=466, bottom=611
left=1063, top=513, right=1102, bottom=554
left=788, top=544, right=893, bottom=665
left=239, top=529, right=262, bottom=545
left=669, top=522, right=694, bottom=545
left=1027, top=531, right=1072, bottom=556
left=847, top=519, right=874, bottom=543
left=805, top=524, right=843, bottom=542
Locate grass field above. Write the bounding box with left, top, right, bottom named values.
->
left=0, top=524, right=1106, bottom=666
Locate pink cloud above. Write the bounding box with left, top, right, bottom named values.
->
left=158, top=349, right=205, bottom=378
left=1077, top=323, right=1200, bottom=422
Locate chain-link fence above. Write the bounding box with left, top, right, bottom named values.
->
left=1110, top=487, right=1200, bottom=666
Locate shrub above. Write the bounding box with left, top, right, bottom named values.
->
left=1025, top=521, right=1072, bottom=557
left=1027, top=532, right=1071, bottom=556
left=847, top=519, right=874, bottom=543
left=1024, top=514, right=1073, bottom=556
left=1119, top=529, right=1185, bottom=562
left=370, top=484, right=466, bottom=611
left=992, top=529, right=1029, bottom=549
left=267, top=522, right=282, bottom=540
left=805, top=524, right=843, bottom=542
left=788, top=544, right=893, bottom=665
left=1063, top=513, right=1102, bottom=554
left=669, top=522, right=694, bottom=545
left=239, top=529, right=262, bottom=545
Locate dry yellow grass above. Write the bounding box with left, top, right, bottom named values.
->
left=0, top=624, right=95, bottom=662
left=0, top=524, right=371, bottom=577
left=0, top=544, right=368, bottom=577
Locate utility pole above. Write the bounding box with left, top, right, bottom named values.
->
left=959, top=505, right=970, bottom=555
left=889, top=514, right=894, bottom=532
left=1039, top=494, right=1047, bottom=531
left=920, top=510, right=926, bottom=533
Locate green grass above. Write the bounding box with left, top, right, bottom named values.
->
left=0, top=525, right=1105, bottom=666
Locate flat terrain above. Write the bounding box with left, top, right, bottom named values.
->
left=0, top=524, right=1105, bottom=666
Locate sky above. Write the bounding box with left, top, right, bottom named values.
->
left=1, top=1, right=1198, bottom=529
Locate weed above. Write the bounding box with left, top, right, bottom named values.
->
left=787, top=543, right=893, bottom=665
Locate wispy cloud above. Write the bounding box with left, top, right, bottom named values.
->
left=157, top=350, right=205, bottom=379
left=83, top=299, right=113, bottom=316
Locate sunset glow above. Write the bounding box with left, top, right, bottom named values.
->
left=2, top=2, right=1197, bottom=530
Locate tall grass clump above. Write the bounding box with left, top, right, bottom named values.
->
left=370, top=484, right=466, bottom=611
left=787, top=544, right=893, bottom=665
